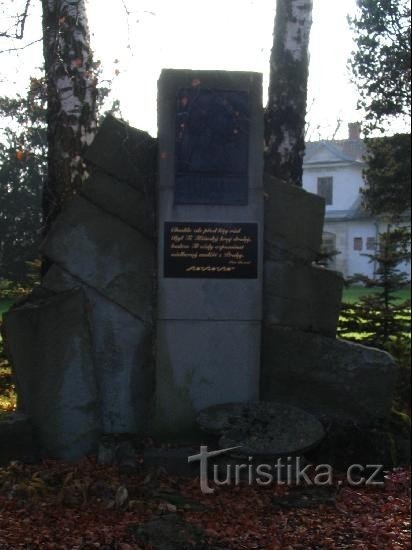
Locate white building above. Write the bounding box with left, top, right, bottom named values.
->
left=303, top=123, right=411, bottom=279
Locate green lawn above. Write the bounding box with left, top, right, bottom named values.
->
left=342, top=285, right=411, bottom=304
left=0, top=298, right=14, bottom=320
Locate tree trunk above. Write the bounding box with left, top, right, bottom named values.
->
left=264, top=0, right=313, bottom=187
left=41, top=0, right=97, bottom=239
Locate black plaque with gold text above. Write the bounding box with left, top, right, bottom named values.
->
left=164, top=222, right=258, bottom=279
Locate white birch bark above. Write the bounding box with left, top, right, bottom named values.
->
left=42, top=0, right=97, bottom=234
left=264, top=0, right=313, bottom=187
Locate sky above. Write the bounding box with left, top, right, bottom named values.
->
left=1, top=0, right=363, bottom=140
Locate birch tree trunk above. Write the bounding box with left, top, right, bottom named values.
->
left=264, top=0, right=313, bottom=187
left=41, top=0, right=97, bottom=236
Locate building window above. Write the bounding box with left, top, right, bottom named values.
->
left=317, top=177, right=333, bottom=205
left=366, top=237, right=376, bottom=250
left=354, top=237, right=363, bottom=251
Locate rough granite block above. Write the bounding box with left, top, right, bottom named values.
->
left=261, top=324, right=397, bottom=422
left=42, top=196, right=155, bottom=323
left=264, top=261, right=344, bottom=336
left=3, top=290, right=100, bottom=459
left=85, top=115, right=157, bottom=192
left=264, top=175, right=325, bottom=262
left=80, top=170, right=155, bottom=239
left=42, top=265, right=155, bottom=434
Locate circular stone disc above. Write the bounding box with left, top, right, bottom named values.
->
left=197, top=402, right=325, bottom=456
left=197, top=402, right=252, bottom=435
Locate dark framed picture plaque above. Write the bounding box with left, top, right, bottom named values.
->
left=174, top=88, right=250, bottom=205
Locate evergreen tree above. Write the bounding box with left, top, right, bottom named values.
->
left=362, top=134, right=411, bottom=218
left=339, top=226, right=411, bottom=349
left=0, top=77, right=46, bottom=283
left=0, top=75, right=118, bottom=283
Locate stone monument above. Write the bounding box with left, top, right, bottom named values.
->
left=2, top=69, right=399, bottom=464
left=154, top=69, right=264, bottom=435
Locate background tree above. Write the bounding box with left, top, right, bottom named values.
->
left=0, top=73, right=118, bottom=284
left=338, top=225, right=411, bottom=413
left=264, top=0, right=313, bottom=186
left=339, top=227, right=411, bottom=348
left=344, top=1, right=411, bottom=415
left=0, top=0, right=99, bottom=271
left=0, top=77, right=46, bottom=284
left=349, top=0, right=411, bottom=133
left=361, top=133, right=411, bottom=219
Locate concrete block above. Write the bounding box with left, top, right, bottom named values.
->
left=154, top=320, right=261, bottom=436
left=155, top=69, right=264, bottom=438
left=264, top=261, right=344, bottom=336
left=261, top=325, right=397, bottom=423
left=3, top=290, right=100, bottom=459
left=264, top=175, right=325, bottom=262
left=157, top=187, right=263, bottom=321
left=80, top=170, right=155, bottom=239
left=42, top=196, right=155, bottom=323
left=159, top=277, right=262, bottom=321
left=85, top=115, right=157, bottom=192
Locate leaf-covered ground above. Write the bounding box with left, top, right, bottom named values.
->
left=0, top=458, right=410, bottom=549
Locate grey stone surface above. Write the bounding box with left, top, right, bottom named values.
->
left=219, top=412, right=324, bottom=457
left=261, top=325, right=397, bottom=422
left=42, top=195, right=155, bottom=322
left=43, top=265, right=154, bottom=434
left=42, top=264, right=78, bottom=292
left=80, top=170, right=155, bottom=238
left=154, top=320, right=261, bottom=436
left=197, top=402, right=324, bottom=456
left=157, top=188, right=263, bottom=321
left=159, top=277, right=262, bottom=321
left=3, top=290, right=100, bottom=459
left=264, top=175, right=325, bottom=263
left=264, top=261, right=344, bottom=336
left=85, top=115, right=157, bottom=192
left=158, top=187, right=264, bottom=220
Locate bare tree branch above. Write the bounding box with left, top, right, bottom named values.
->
left=16, top=0, right=32, bottom=39
left=0, top=36, right=41, bottom=55
left=0, top=0, right=32, bottom=39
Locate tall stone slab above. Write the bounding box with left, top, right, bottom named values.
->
left=3, top=290, right=100, bottom=459
left=155, top=69, right=264, bottom=435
